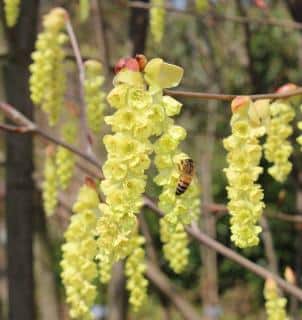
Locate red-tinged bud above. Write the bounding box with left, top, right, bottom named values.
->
left=254, top=0, right=267, bottom=9
left=114, top=58, right=127, bottom=74
left=135, top=54, right=148, bottom=71
left=276, top=83, right=297, bottom=93
left=231, top=96, right=251, bottom=113
left=114, top=57, right=140, bottom=74
left=284, top=266, right=296, bottom=284
left=124, top=58, right=140, bottom=72
left=45, top=145, right=55, bottom=157
left=85, top=176, right=96, bottom=189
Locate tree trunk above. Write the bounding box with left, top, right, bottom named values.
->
left=2, top=1, right=40, bottom=319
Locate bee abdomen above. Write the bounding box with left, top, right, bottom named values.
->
left=176, top=180, right=189, bottom=195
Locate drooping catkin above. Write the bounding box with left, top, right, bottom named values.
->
left=42, top=146, right=58, bottom=216
left=29, top=8, right=68, bottom=126
left=224, top=97, right=268, bottom=248
left=4, top=0, right=21, bottom=27
left=61, top=182, right=99, bottom=320
left=84, top=60, right=105, bottom=134
left=56, top=121, right=77, bottom=189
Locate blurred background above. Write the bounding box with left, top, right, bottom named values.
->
left=1, top=0, right=302, bottom=319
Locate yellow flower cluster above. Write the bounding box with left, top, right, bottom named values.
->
left=29, top=8, right=68, bottom=126
left=84, top=60, right=105, bottom=134
left=297, top=104, right=302, bottom=148
left=143, top=58, right=201, bottom=273
left=150, top=0, right=165, bottom=44
left=195, top=0, right=209, bottom=12
left=96, top=57, right=196, bottom=308
left=79, top=0, right=90, bottom=22
left=264, top=279, right=289, bottom=320
left=125, top=236, right=148, bottom=311
left=42, top=147, right=58, bottom=216
left=223, top=97, right=267, bottom=248
left=97, top=67, right=158, bottom=309
left=56, top=121, right=77, bottom=190
left=4, top=0, right=20, bottom=27
left=264, top=100, right=295, bottom=183
left=61, top=183, right=99, bottom=320
left=160, top=181, right=200, bottom=273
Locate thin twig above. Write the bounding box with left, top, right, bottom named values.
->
left=142, top=196, right=302, bottom=301
left=187, top=223, right=302, bottom=301
left=0, top=123, right=33, bottom=133
left=126, top=1, right=302, bottom=31
left=165, top=87, right=302, bottom=102
left=65, top=20, right=93, bottom=154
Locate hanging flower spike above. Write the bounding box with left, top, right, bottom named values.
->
left=195, top=0, right=209, bottom=12
left=56, top=121, right=77, bottom=190
left=125, top=236, right=148, bottom=311
left=223, top=97, right=267, bottom=248
left=144, top=58, right=201, bottom=273
left=97, top=57, right=162, bottom=310
left=264, top=85, right=296, bottom=183
left=61, top=180, right=100, bottom=320
left=4, top=0, right=21, bottom=27
left=42, top=145, right=58, bottom=216
left=150, top=0, right=165, bottom=44
left=79, top=0, right=90, bottom=23
left=264, top=279, right=289, bottom=320
left=29, top=7, right=68, bottom=126
left=84, top=60, right=106, bottom=134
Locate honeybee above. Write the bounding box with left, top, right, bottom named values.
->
left=176, top=158, right=194, bottom=196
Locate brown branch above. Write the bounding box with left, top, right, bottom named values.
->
left=0, top=102, right=101, bottom=169
left=0, top=123, right=33, bottom=133
left=125, top=1, right=302, bottom=31
left=143, top=198, right=302, bottom=301
left=187, top=223, right=302, bottom=301
left=146, top=262, right=202, bottom=320
left=3, top=101, right=302, bottom=301
left=165, top=87, right=302, bottom=102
